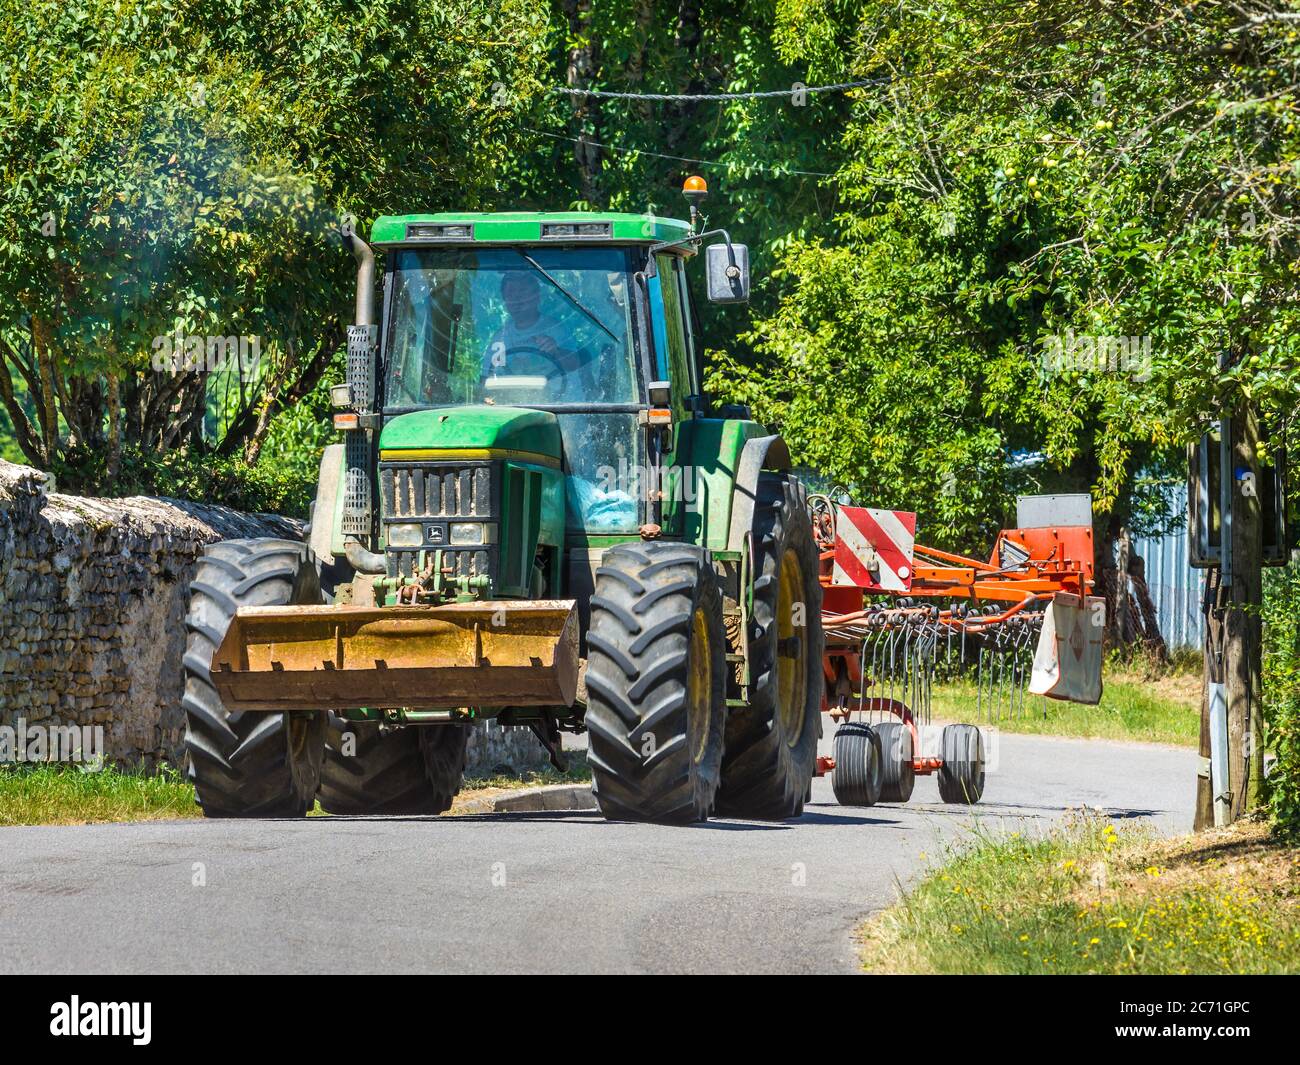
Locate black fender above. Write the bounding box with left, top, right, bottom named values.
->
left=726, top=434, right=793, bottom=553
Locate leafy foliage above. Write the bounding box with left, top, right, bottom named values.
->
left=1264, top=565, right=1300, bottom=837
left=0, top=0, right=549, bottom=491
left=510, top=0, right=859, bottom=341
left=711, top=0, right=1299, bottom=551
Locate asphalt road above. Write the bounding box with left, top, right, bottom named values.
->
left=0, top=718, right=1196, bottom=974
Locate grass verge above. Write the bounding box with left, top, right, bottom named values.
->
left=0, top=763, right=197, bottom=826
left=860, top=815, right=1300, bottom=974
left=0, top=752, right=592, bottom=825
left=931, top=665, right=1200, bottom=746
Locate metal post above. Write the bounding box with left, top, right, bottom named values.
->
left=1209, top=681, right=1231, bottom=827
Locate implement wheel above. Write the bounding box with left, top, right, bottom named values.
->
left=585, top=542, right=726, bottom=823
left=874, top=720, right=915, bottom=804
left=831, top=722, right=882, bottom=807
left=937, top=723, right=985, bottom=804
left=716, top=474, right=824, bottom=820
left=318, top=717, right=469, bottom=815
left=182, top=539, right=325, bottom=817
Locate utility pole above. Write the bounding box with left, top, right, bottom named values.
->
left=1194, top=400, right=1264, bottom=829
left=1228, top=405, right=1264, bottom=816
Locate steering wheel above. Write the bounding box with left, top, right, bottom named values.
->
left=493, top=344, right=580, bottom=383
left=496, top=345, right=569, bottom=382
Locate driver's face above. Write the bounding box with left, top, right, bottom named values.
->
left=502, top=274, right=540, bottom=322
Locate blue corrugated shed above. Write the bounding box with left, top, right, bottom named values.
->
left=1127, top=486, right=1203, bottom=649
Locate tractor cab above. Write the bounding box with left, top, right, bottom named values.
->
left=375, top=224, right=660, bottom=537
left=343, top=198, right=752, bottom=586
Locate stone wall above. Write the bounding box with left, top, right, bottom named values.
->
left=0, top=459, right=549, bottom=777
left=0, top=460, right=304, bottom=769
left=465, top=720, right=554, bottom=779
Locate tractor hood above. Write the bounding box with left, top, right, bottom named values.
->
left=378, top=405, right=562, bottom=465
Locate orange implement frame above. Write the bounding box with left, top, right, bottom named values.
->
left=813, top=507, right=1096, bottom=781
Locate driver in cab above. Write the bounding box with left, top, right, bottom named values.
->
left=483, top=272, right=584, bottom=389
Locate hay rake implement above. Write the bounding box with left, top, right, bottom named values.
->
left=810, top=492, right=1105, bottom=806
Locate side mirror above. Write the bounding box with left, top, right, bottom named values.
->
left=706, top=242, right=750, bottom=304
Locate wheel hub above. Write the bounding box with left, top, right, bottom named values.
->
left=776, top=547, right=808, bottom=746
left=688, top=606, right=713, bottom=765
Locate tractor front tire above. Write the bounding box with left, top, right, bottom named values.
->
left=937, top=723, right=985, bottom=804
left=182, top=539, right=326, bottom=817
left=585, top=542, right=726, bottom=824
left=716, top=474, right=824, bottom=820
left=318, top=717, right=470, bottom=815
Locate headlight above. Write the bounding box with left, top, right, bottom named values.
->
left=449, top=522, right=486, bottom=545
left=387, top=522, right=424, bottom=548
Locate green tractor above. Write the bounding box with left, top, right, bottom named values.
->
left=182, top=181, right=825, bottom=824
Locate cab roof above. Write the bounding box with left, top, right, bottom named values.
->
left=370, top=211, right=694, bottom=248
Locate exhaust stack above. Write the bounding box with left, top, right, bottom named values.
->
left=348, top=230, right=375, bottom=327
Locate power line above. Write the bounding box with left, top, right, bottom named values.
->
left=549, top=78, right=891, bottom=102
left=524, top=127, right=837, bottom=178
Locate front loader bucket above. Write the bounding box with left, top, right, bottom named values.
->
left=210, top=599, right=579, bottom=712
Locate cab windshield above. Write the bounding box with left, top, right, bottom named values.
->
left=383, top=246, right=642, bottom=408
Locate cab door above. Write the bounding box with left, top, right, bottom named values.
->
left=647, top=252, right=701, bottom=537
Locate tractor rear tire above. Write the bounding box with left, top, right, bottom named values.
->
left=937, top=723, right=985, bottom=804
left=874, top=720, right=915, bottom=804
left=182, top=538, right=326, bottom=817
left=585, top=542, right=726, bottom=824
left=831, top=722, right=882, bottom=807
left=716, top=474, right=824, bottom=820
left=318, top=717, right=470, bottom=815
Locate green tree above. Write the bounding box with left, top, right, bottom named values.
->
left=0, top=0, right=549, bottom=501
left=508, top=0, right=861, bottom=340
left=713, top=0, right=1298, bottom=551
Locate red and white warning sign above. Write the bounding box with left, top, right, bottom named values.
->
left=832, top=506, right=917, bottom=592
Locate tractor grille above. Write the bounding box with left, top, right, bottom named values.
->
left=379, top=461, right=497, bottom=583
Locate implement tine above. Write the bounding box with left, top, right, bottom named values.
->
left=889, top=620, right=900, bottom=718
left=998, top=625, right=1008, bottom=721
left=1001, top=628, right=1010, bottom=720
left=1021, top=621, right=1032, bottom=718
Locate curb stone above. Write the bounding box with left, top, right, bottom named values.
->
left=491, top=783, right=596, bottom=813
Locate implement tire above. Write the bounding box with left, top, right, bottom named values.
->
left=585, top=542, right=726, bottom=824
left=716, top=474, right=824, bottom=820
left=937, top=723, right=985, bottom=804
left=875, top=720, right=915, bottom=804
left=831, top=722, right=882, bottom=807
left=318, top=717, right=470, bottom=815
left=182, top=538, right=325, bottom=817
